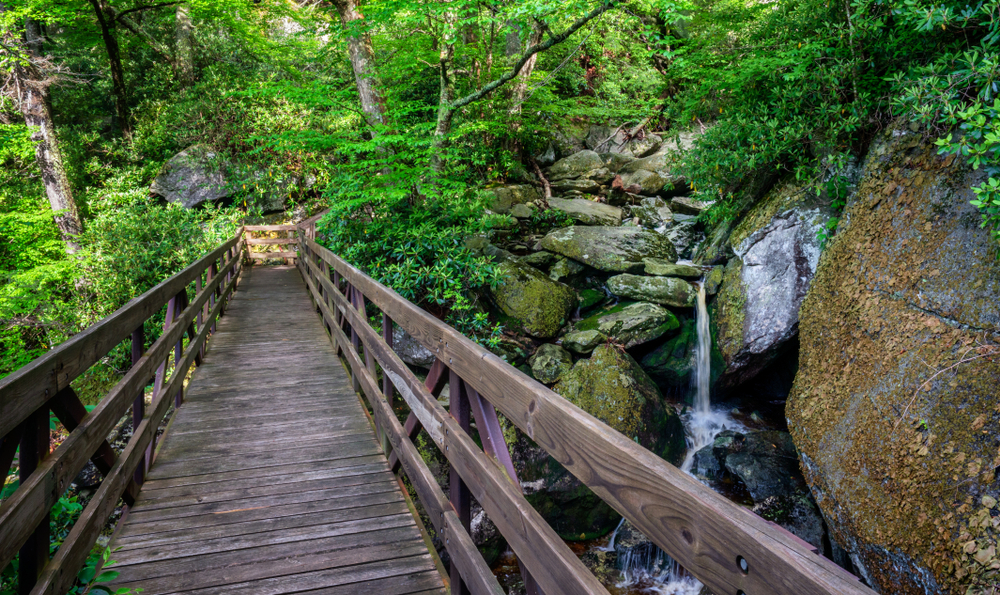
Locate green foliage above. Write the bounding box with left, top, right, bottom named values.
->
left=664, top=0, right=999, bottom=243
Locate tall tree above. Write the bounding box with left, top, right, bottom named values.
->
left=87, top=0, right=130, bottom=134
left=331, top=0, right=387, bottom=129
left=175, top=3, right=194, bottom=84
left=3, top=14, right=83, bottom=253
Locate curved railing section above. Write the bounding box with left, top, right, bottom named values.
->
left=0, top=232, right=246, bottom=595
left=296, top=215, right=874, bottom=595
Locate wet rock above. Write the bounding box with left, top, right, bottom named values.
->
left=548, top=257, right=586, bottom=283
left=551, top=178, right=603, bottom=195
left=752, top=495, right=826, bottom=553
left=554, top=345, right=686, bottom=463
left=547, top=150, right=614, bottom=183
left=577, top=288, right=608, bottom=311
left=691, top=219, right=731, bottom=265
left=606, top=274, right=696, bottom=308
left=595, top=302, right=679, bottom=348
left=713, top=181, right=834, bottom=387
left=547, top=197, right=623, bottom=226
left=489, top=260, right=576, bottom=338
left=670, top=196, right=712, bottom=216
left=519, top=251, right=557, bottom=270
left=619, top=169, right=669, bottom=196
left=562, top=329, right=607, bottom=355
left=541, top=226, right=678, bottom=273
left=639, top=319, right=722, bottom=392
left=392, top=327, right=436, bottom=368
left=703, top=265, right=724, bottom=295
left=643, top=259, right=703, bottom=278
left=786, top=122, right=1000, bottom=594
left=722, top=431, right=801, bottom=501
left=665, top=219, right=701, bottom=259
left=632, top=197, right=673, bottom=228
left=484, top=185, right=542, bottom=214
left=151, top=144, right=231, bottom=208
left=529, top=344, right=574, bottom=384
left=73, top=461, right=102, bottom=489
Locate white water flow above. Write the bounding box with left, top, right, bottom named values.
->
left=599, top=280, right=740, bottom=595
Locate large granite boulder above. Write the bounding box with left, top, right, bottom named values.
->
left=546, top=150, right=614, bottom=183
left=585, top=125, right=662, bottom=158
left=489, top=260, right=576, bottom=339
left=606, top=274, right=696, bottom=308
left=547, top=197, right=622, bottom=226
left=712, top=181, right=835, bottom=387
left=574, top=302, right=679, bottom=349
left=619, top=169, right=669, bottom=196
left=540, top=226, right=678, bottom=273
left=786, top=123, right=1000, bottom=594
left=632, top=197, right=673, bottom=228
left=554, top=344, right=686, bottom=464
left=150, top=144, right=231, bottom=208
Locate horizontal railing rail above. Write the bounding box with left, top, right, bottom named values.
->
left=296, top=214, right=874, bottom=595
left=0, top=231, right=247, bottom=595
left=243, top=225, right=298, bottom=262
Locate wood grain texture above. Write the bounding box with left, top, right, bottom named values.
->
left=101, top=266, right=444, bottom=595
left=249, top=250, right=298, bottom=260
left=304, top=237, right=875, bottom=595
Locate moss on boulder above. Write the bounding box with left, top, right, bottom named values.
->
left=786, top=123, right=1000, bottom=595
left=540, top=226, right=678, bottom=273
left=606, top=273, right=696, bottom=307
left=554, top=344, right=686, bottom=464
left=489, top=260, right=576, bottom=339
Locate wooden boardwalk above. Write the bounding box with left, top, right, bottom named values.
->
left=106, top=266, right=445, bottom=595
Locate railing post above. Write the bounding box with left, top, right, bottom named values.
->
left=448, top=368, right=472, bottom=595
left=347, top=283, right=361, bottom=393
left=173, top=290, right=187, bottom=408
left=131, top=324, right=145, bottom=485
left=207, top=262, right=217, bottom=334
left=17, top=407, right=49, bottom=595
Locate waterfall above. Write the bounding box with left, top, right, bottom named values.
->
left=680, top=281, right=740, bottom=473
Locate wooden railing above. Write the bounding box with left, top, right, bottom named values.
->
left=296, top=215, right=875, bottom=595
left=0, top=231, right=247, bottom=595
left=244, top=224, right=299, bottom=263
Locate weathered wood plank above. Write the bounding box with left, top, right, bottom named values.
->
left=244, top=224, right=298, bottom=231
left=249, top=250, right=297, bottom=259
left=246, top=237, right=298, bottom=245
left=306, top=237, right=874, bottom=595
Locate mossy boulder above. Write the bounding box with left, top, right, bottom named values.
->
left=786, top=123, right=1000, bottom=595
left=606, top=273, right=696, bottom=308
left=546, top=150, right=614, bottom=183
left=640, top=319, right=724, bottom=393
left=541, top=226, right=678, bottom=273
left=489, top=260, right=576, bottom=339
left=713, top=179, right=834, bottom=387
left=562, top=329, right=607, bottom=354
left=151, top=144, right=231, bottom=208
left=528, top=344, right=574, bottom=384
left=547, top=197, right=623, bottom=226
left=483, top=184, right=541, bottom=214
left=632, top=197, right=673, bottom=228
left=592, top=302, right=679, bottom=348
left=554, top=345, right=686, bottom=464
left=619, top=169, right=669, bottom=196
left=643, top=258, right=703, bottom=278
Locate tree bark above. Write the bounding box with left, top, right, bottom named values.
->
left=508, top=20, right=543, bottom=116
left=16, top=18, right=83, bottom=254
left=88, top=0, right=131, bottom=135
left=175, top=4, right=195, bottom=84
left=332, top=0, right=387, bottom=129
left=432, top=37, right=456, bottom=171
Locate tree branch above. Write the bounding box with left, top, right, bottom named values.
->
left=114, top=1, right=183, bottom=22
left=448, top=1, right=614, bottom=111
left=109, top=7, right=174, bottom=64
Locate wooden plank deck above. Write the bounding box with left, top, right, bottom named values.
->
left=107, top=266, right=446, bottom=595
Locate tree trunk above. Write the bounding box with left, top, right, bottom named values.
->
left=17, top=18, right=83, bottom=254
left=88, top=0, right=130, bottom=135
left=509, top=21, right=543, bottom=116
left=432, top=19, right=457, bottom=172
left=332, top=0, right=387, bottom=129
left=175, top=4, right=195, bottom=85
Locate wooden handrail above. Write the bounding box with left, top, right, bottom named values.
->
left=0, top=230, right=247, bottom=595
left=243, top=226, right=298, bottom=264
left=295, top=214, right=874, bottom=595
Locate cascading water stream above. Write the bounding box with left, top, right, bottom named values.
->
left=601, top=278, right=741, bottom=594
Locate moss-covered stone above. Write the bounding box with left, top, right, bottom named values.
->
left=489, top=260, right=576, bottom=338
left=562, top=329, right=607, bottom=354
left=606, top=273, right=696, bottom=307
left=483, top=184, right=541, bottom=214
left=643, top=258, right=703, bottom=278
left=704, top=265, right=725, bottom=295
left=547, top=197, right=623, bottom=226
left=554, top=344, right=686, bottom=464
left=593, top=302, right=679, bottom=348
left=786, top=122, right=1000, bottom=595
left=540, top=226, right=678, bottom=273
left=549, top=257, right=585, bottom=282
left=529, top=343, right=574, bottom=384
left=577, top=288, right=607, bottom=311
left=641, top=319, right=725, bottom=393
